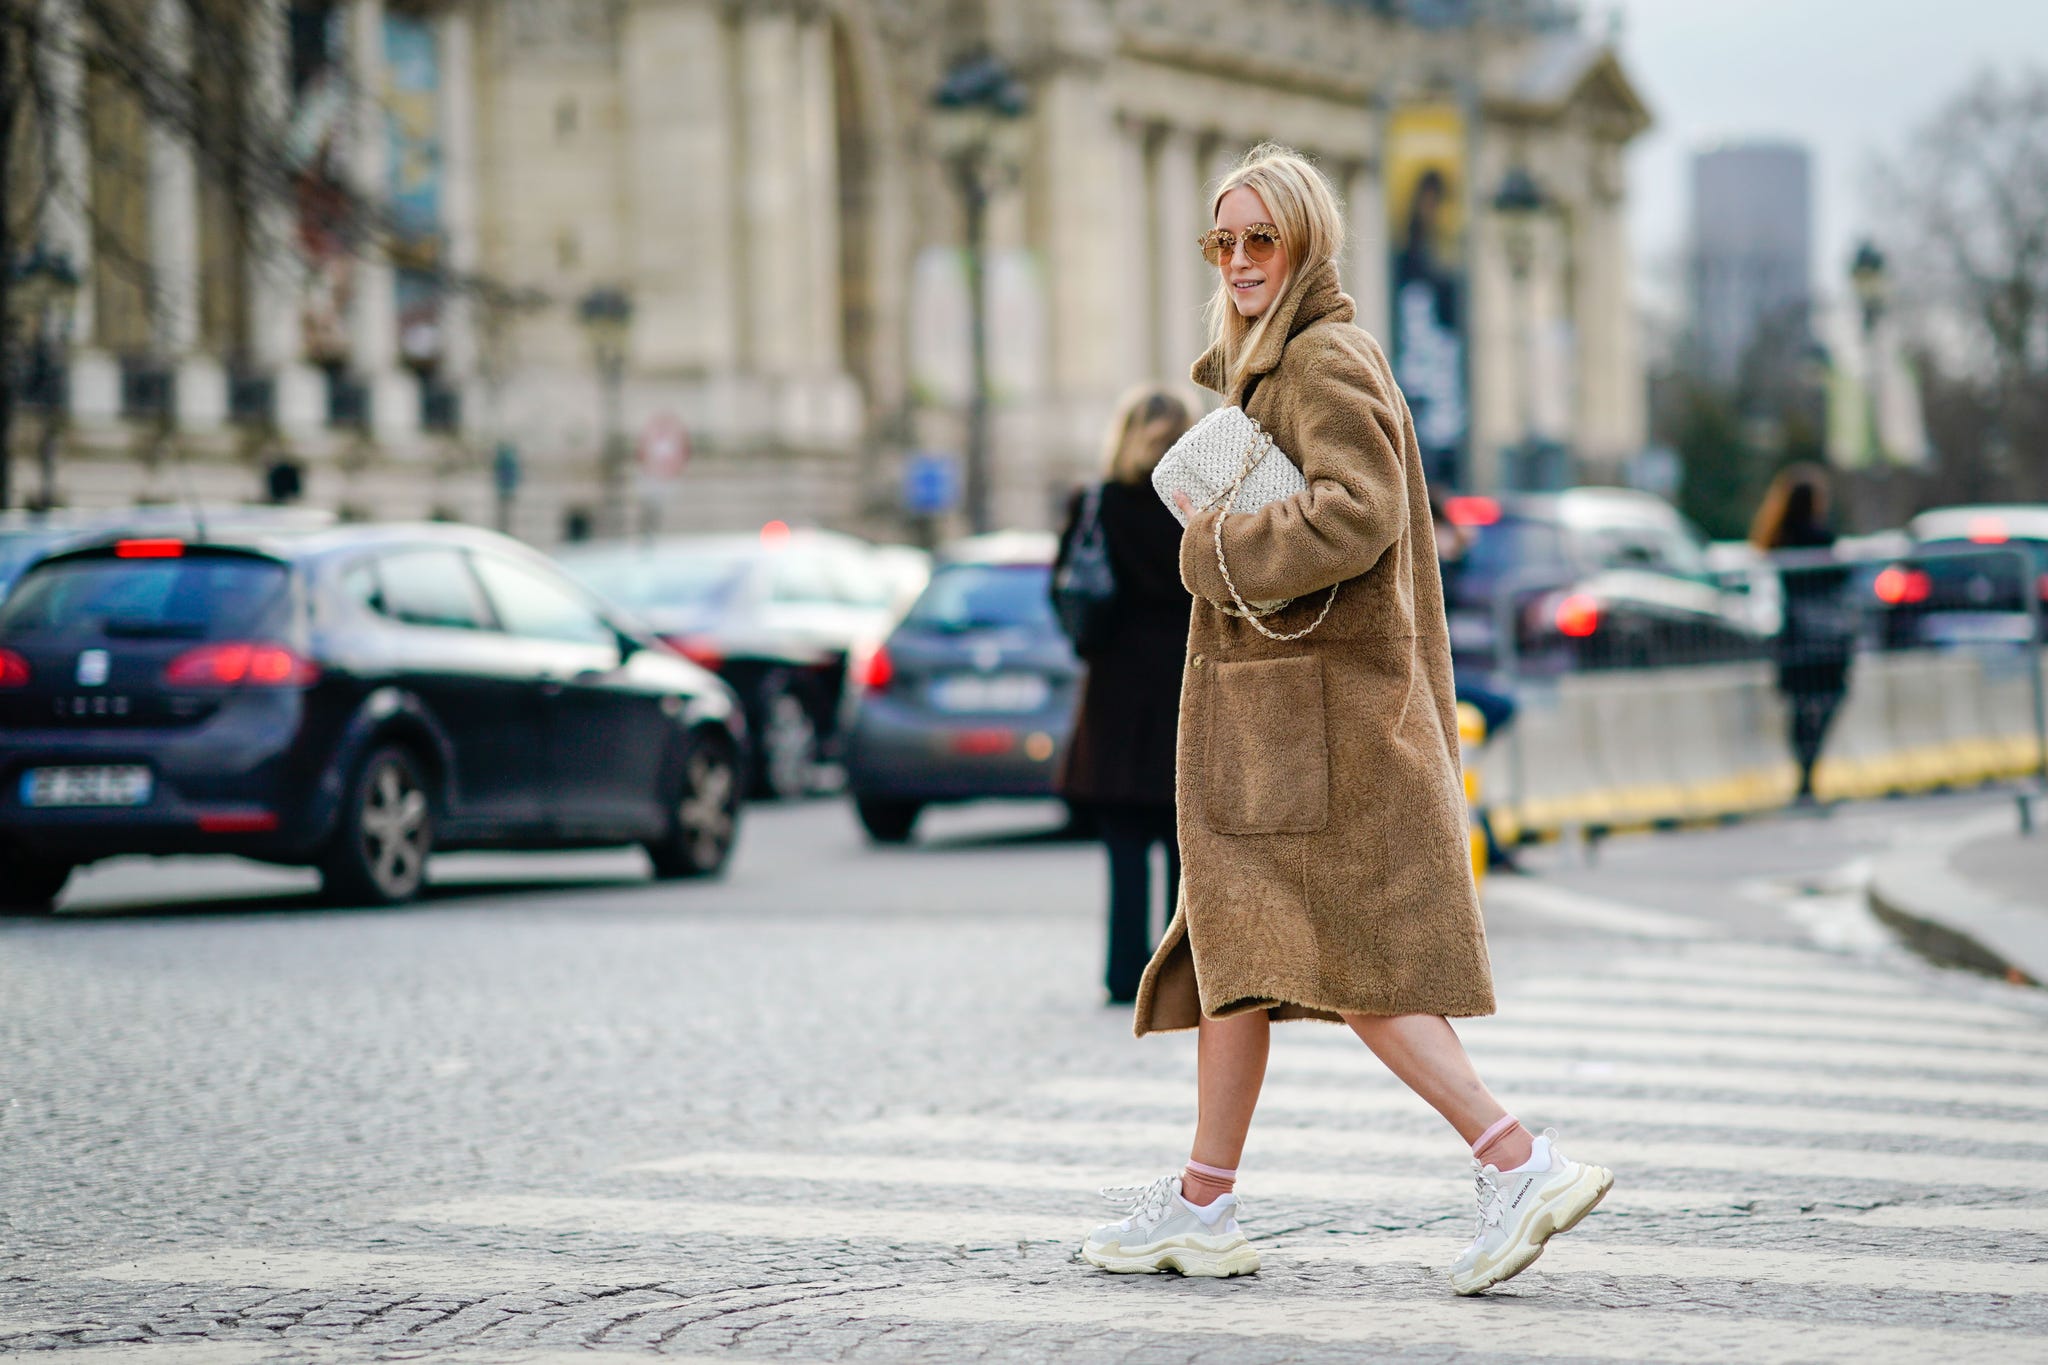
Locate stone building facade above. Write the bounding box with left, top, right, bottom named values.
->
left=18, top=0, right=1651, bottom=542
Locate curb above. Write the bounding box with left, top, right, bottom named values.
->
left=1866, top=808, right=2046, bottom=987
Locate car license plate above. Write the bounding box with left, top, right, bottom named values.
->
left=930, top=673, right=1050, bottom=714
left=1924, top=613, right=2032, bottom=647
left=20, top=765, right=154, bottom=808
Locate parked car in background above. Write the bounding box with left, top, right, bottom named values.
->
left=1866, top=505, right=2048, bottom=650
left=555, top=527, right=927, bottom=799
left=1439, top=488, right=1770, bottom=677
left=842, top=531, right=1079, bottom=844
left=0, top=523, right=745, bottom=912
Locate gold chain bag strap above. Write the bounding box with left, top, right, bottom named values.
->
left=1210, top=419, right=1340, bottom=642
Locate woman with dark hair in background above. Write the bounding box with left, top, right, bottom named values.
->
left=1054, top=386, right=1198, bottom=1004
left=1751, top=464, right=1855, bottom=804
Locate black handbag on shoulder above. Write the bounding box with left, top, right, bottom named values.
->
left=1053, top=484, right=1119, bottom=656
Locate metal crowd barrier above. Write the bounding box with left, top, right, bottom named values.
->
left=1470, top=543, right=2048, bottom=843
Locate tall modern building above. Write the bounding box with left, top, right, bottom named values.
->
left=1689, top=142, right=1813, bottom=387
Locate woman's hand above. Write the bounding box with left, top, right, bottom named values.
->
left=1173, top=490, right=1194, bottom=517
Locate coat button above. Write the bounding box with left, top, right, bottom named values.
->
left=1191, top=654, right=1204, bottom=668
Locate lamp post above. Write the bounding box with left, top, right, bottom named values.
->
left=577, top=286, right=633, bottom=539
left=1492, top=167, right=1547, bottom=490
left=8, top=245, right=80, bottom=513
left=930, top=52, right=1029, bottom=534
left=1850, top=240, right=1889, bottom=468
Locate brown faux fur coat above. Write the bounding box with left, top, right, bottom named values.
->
left=1131, top=258, right=1494, bottom=1036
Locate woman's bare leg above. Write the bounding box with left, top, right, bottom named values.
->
left=1343, top=1012, right=1507, bottom=1145
left=1191, top=1009, right=1270, bottom=1169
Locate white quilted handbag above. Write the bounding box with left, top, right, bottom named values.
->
left=1152, top=405, right=1339, bottom=640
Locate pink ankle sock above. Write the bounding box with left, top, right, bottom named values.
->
left=1181, top=1158, right=1236, bottom=1206
left=1472, top=1115, right=1536, bottom=1171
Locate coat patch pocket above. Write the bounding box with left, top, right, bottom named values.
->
left=1204, top=655, right=1330, bottom=835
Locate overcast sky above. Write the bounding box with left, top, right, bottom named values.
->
left=1608, top=0, right=2048, bottom=316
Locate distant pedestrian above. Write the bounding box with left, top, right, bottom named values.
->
left=1751, top=464, right=1854, bottom=804
left=1053, top=386, right=1198, bottom=1005
left=1080, top=144, right=1611, bottom=1297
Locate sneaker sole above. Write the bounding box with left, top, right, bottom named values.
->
left=1081, top=1237, right=1261, bottom=1278
left=1449, top=1163, right=1614, bottom=1296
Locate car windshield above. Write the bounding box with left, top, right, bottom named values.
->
left=1915, top=538, right=2048, bottom=577
left=0, top=532, right=65, bottom=594
left=903, top=563, right=1054, bottom=633
left=561, top=551, right=749, bottom=612
left=1448, top=516, right=1568, bottom=581
left=0, top=555, right=292, bottom=642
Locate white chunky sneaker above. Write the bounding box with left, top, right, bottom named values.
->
left=1448, top=1130, right=1613, bottom=1296
left=1080, top=1174, right=1260, bottom=1277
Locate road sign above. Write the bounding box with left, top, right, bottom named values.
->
left=637, top=413, right=691, bottom=482
left=904, top=451, right=960, bottom=516
left=492, top=443, right=521, bottom=496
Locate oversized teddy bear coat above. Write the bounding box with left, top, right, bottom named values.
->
left=1131, top=257, right=1495, bottom=1036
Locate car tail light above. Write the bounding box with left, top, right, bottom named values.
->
left=198, top=811, right=279, bottom=833
left=951, top=728, right=1015, bottom=756
left=1554, top=593, right=1600, bottom=639
left=1967, top=515, right=2009, bottom=545
left=1874, top=565, right=1932, bottom=605
left=2038, top=573, right=2048, bottom=603
left=857, top=643, right=894, bottom=692
left=660, top=633, right=724, bottom=670
left=164, top=642, right=320, bottom=688
left=1444, top=496, right=1501, bottom=527
left=115, top=537, right=185, bottom=558
left=760, top=519, right=792, bottom=547
left=0, top=648, right=29, bottom=687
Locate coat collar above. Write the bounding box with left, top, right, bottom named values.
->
left=1190, top=258, right=1355, bottom=402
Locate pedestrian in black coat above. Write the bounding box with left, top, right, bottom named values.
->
left=1751, top=464, right=1855, bottom=803
left=1053, top=387, right=1197, bottom=1003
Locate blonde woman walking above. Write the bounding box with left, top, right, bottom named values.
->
left=1081, top=145, right=1612, bottom=1295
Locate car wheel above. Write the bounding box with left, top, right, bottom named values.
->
left=855, top=797, right=922, bottom=845
left=648, top=732, right=741, bottom=879
left=752, top=671, right=820, bottom=800
left=320, top=744, right=434, bottom=906
left=0, top=849, right=71, bottom=913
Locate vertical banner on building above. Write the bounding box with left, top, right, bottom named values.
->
left=385, top=13, right=445, bottom=365
left=1386, top=103, right=1469, bottom=488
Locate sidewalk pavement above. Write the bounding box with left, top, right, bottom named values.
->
left=1868, top=801, right=2048, bottom=987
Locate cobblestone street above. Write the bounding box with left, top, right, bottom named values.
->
left=6, top=794, right=2048, bottom=1363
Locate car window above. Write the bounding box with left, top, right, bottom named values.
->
left=373, top=548, right=492, bottom=631
left=904, top=563, right=1055, bottom=632
left=0, top=555, right=292, bottom=641
left=470, top=553, right=617, bottom=646
left=560, top=550, right=749, bottom=612
left=1455, top=516, right=1567, bottom=579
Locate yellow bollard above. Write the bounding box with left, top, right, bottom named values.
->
left=1458, top=702, right=1488, bottom=888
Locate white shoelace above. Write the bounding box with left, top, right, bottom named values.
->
left=1470, top=1164, right=1505, bottom=1239
left=1099, top=1175, right=1180, bottom=1230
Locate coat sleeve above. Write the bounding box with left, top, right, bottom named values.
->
left=1179, top=333, right=1409, bottom=606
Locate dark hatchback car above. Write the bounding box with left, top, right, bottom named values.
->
left=841, top=532, right=1080, bottom=843
left=1439, top=488, right=1769, bottom=676
left=1871, top=505, right=2048, bottom=650
left=0, top=524, right=746, bottom=912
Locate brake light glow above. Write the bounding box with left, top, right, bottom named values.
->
left=198, top=811, right=279, bottom=834
left=857, top=643, right=894, bottom=692
left=164, top=642, right=320, bottom=688
left=1874, top=565, right=1933, bottom=605
left=761, top=519, right=792, bottom=547
left=660, top=633, right=724, bottom=670
left=0, top=649, right=29, bottom=688
left=1554, top=593, right=1600, bottom=639
left=1967, top=515, right=2010, bottom=545
left=951, top=728, right=1015, bottom=756
left=1444, top=496, right=1501, bottom=528
left=115, top=538, right=185, bottom=559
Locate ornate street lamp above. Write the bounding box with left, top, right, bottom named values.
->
left=10, top=245, right=82, bottom=512
left=930, top=52, right=1029, bottom=534
left=577, top=285, right=633, bottom=537
left=1491, top=167, right=1549, bottom=488
left=1849, top=240, right=1889, bottom=465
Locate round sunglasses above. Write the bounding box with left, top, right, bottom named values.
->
left=1199, top=223, right=1281, bottom=266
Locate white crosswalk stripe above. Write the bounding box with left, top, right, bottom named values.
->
left=55, top=943, right=2048, bottom=1363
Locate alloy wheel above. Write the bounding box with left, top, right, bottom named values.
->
left=760, top=689, right=818, bottom=798
left=359, top=756, right=430, bottom=899
left=675, top=745, right=738, bottom=869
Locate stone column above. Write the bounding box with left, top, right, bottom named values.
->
left=148, top=0, right=226, bottom=429
left=243, top=0, right=323, bottom=436
left=1152, top=127, right=1204, bottom=383
left=738, top=5, right=805, bottom=379
left=437, top=4, right=480, bottom=422
left=38, top=0, right=120, bottom=424
left=346, top=0, right=419, bottom=443
left=1574, top=147, right=1641, bottom=472
left=1113, top=115, right=1152, bottom=388
left=1344, top=161, right=1389, bottom=341
left=796, top=13, right=856, bottom=443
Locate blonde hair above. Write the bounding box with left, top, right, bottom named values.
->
left=1101, top=384, right=1198, bottom=485
left=1748, top=462, right=1832, bottom=551
left=1204, top=144, right=1347, bottom=398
